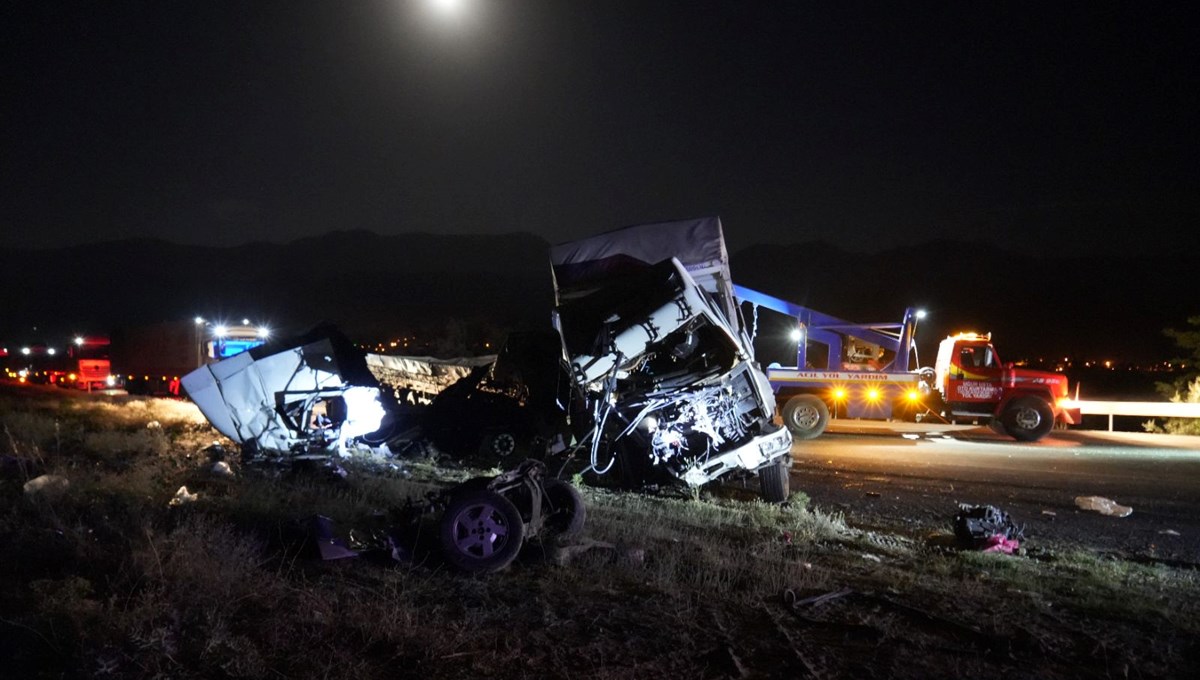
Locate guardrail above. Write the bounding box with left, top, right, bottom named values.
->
left=1062, top=400, right=1200, bottom=432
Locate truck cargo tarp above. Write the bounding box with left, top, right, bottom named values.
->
left=549, top=217, right=735, bottom=320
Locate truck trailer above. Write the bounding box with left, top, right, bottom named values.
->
left=111, top=320, right=268, bottom=395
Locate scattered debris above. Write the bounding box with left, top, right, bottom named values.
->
left=23, top=474, right=69, bottom=500
left=954, top=504, right=1023, bottom=553
left=204, top=443, right=228, bottom=461
left=146, top=420, right=162, bottom=430
left=211, top=461, right=234, bottom=478
left=981, top=534, right=1022, bottom=554
left=865, top=491, right=882, bottom=498
left=545, top=538, right=617, bottom=566
left=784, top=587, right=854, bottom=608
left=306, top=515, right=359, bottom=561
left=168, top=485, right=198, bottom=506
left=1075, top=496, right=1133, bottom=518
left=1041, top=510, right=1057, bottom=517
left=1159, top=529, right=1181, bottom=536
left=861, top=553, right=883, bottom=562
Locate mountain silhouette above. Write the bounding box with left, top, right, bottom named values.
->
left=1, top=231, right=1192, bottom=363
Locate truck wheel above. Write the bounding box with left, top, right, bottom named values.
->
left=758, top=457, right=790, bottom=503
left=1001, top=396, right=1054, bottom=442
left=782, top=395, right=829, bottom=440
left=478, top=430, right=521, bottom=460
left=439, top=488, right=525, bottom=573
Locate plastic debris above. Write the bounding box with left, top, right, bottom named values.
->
left=146, top=420, right=162, bottom=430
left=981, top=535, right=1021, bottom=554
left=1074, top=496, right=1132, bottom=518
left=307, top=515, right=359, bottom=561
left=954, top=504, right=1023, bottom=553
left=1159, top=529, right=1181, bottom=536
left=23, top=474, right=70, bottom=500
left=168, top=486, right=198, bottom=506
left=211, top=461, right=234, bottom=478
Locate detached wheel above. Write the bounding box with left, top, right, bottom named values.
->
left=542, top=479, right=586, bottom=538
left=1001, top=396, right=1054, bottom=442
left=782, top=394, right=829, bottom=440
left=439, top=489, right=525, bottom=573
left=759, top=457, right=790, bottom=504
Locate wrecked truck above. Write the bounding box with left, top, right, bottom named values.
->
left=549, top=218, right=793, bottom=501
left=180, top=326, right=584, bottom=573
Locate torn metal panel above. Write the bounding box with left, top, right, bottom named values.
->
left=181, top=325, right=395, bottom=458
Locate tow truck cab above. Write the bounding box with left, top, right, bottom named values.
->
left=933, top=333, right=1080, bottom=441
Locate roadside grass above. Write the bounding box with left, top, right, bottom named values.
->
left=2, top=384, right=1198, bottom=678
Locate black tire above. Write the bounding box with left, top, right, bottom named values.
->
left=438, top=489, right=525, bottom=573
left=542, top=479, right=586, bottom=538
left=1001, top=396, right=1054, bottom=442
left=478, top=430, right=521, bottom=460
left=781, top=394, right=829, bottom=440
left=759, top=457, right=790, bottom=503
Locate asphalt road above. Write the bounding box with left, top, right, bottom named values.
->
left=789, top=421, right=1200, bottom=563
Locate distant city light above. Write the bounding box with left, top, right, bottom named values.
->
left=257, top=327, right=271, bottom=339
left=75, top=336, right=84, bottom=345
left=21, top=347, right=31, bottom=355
left=241, top=318, right=250, bottom=325
left=47, top=348, right=56, bottom=355
left=194, top=316, right=204, bottom=325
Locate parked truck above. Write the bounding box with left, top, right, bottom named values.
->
left=53, top=335, right=117, bottom=390
left=734, top=287, right=1080, bottom=442
left=112, top=319, right=268, bottom=395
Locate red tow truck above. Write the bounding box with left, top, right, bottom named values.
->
left=932, top=332, right=1079, bottom=441
left=733, top=286, right=1080, bottom=442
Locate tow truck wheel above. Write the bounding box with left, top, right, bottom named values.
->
left=439, top=489, right=525, bottom=573
left=1001, top=396, right=1054, bottom=442
left=782, top=394, right=829, bottom=440
left=759, top=457, right=790, bottom=503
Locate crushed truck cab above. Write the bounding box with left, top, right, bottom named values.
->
left=550, top=218, right=793, bottom=501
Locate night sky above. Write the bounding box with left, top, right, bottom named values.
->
left=3, top=1, right=1196, bottom=255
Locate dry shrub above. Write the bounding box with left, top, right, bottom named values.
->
left=1, top=411, right=62, bottom=457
